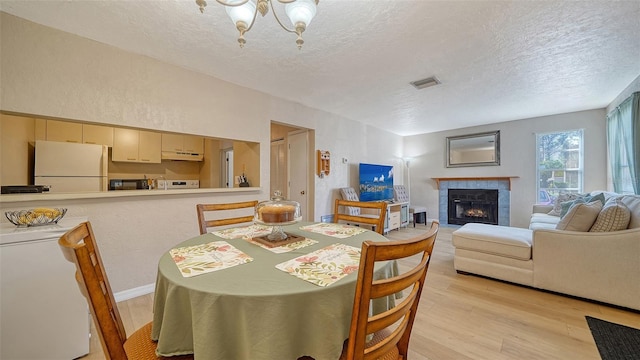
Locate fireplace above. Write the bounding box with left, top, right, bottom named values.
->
left=448, top=189, right=498, bottom=225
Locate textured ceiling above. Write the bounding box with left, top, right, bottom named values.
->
left=1, top=0, right=639, bottom=136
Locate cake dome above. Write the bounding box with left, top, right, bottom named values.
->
left=254, top=191, right=302, bottom=241
left=255, top=190, right=302, bottom=225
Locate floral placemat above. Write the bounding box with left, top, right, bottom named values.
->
left=211, top=224, right=272, bottom=239
left=170, top=241, right=253, bottom=278
left=247, top=237, right=318, bottom=254
left=299, top=223, right=366, bottom=238
left=275, top=243, right=361, bottom=287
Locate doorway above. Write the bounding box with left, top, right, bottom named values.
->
left=221, top=148, right=233, bottom=188
left=270, top=123, right=314, bottom=221
left=288, top=130, right=308, bottom=220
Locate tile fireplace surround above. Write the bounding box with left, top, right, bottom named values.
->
left=434, top=177, right=517, bottom=226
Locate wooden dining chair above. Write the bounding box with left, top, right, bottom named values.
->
left=196, top=200, right=259, bottom=234
left=58, top=221, right=193, bottom=360
left=341, top=220, right=439, bottom=360
left=334, top=199, right=388, bottom=235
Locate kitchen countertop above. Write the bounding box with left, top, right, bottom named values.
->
left=0, top=187, right=261, bottom=203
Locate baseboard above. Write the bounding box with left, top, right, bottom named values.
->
left=114, top=283, right=155, bottom=303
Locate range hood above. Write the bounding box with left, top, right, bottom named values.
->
left=161, top=151, right=203, bottom=161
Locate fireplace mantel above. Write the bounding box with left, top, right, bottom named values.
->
left=432, top=176, right=519, bottom=190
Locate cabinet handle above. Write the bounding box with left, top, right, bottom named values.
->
left=66, top=140, right=79, bottom=143
left=141, top=159, right=150, bottom=161
left=127, top=158, right=136, bottom=160
left=85, top=141, right=96, bottom=144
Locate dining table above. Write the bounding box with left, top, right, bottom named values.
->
left=151, top=221, right=399, bottom=360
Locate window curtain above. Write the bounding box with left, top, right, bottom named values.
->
left=606, top=91, right=640, bottom=194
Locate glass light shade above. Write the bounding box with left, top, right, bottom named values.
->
left=285, top=0, right=317, bottom=27
left=225, top=0, right=256, bottom=27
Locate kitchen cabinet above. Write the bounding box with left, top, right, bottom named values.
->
left=183, top=135, right=204, bottom=153
left=139, top=130, right=161, bottom=163
left=34, top=119, right=113, bottom=147
left=113, top=128, right=161, bottom=163
left=46, top=120, right=83, bottom=143
left=82, top=124, right=114, bottom=147
left=162, top=133, right=204, bottom=153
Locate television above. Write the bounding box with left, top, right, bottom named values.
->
left=358, top=163, right=394, bottom=202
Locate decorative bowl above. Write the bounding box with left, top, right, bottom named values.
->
left=5, top=208, right=67, bottom=227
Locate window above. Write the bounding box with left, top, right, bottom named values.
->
left=536, top=129, right=584, bottom=203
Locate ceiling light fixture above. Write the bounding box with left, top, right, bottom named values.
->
left=196, top=0, right=319, bottom=49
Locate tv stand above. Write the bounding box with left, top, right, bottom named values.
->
left=384, top=202, right=409, bottom=233
left=361, top=201, right=409, bottom=233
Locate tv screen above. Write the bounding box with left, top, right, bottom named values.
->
left=359, top=163, right=394, bottom=202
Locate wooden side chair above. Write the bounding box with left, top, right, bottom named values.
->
left=334, top=199, right=388, bottom=235
left=196, top=200, right=258, bottom=234
left=341, top=220, right=439, bottom=360
left=58, top=221, right=193, bottom=360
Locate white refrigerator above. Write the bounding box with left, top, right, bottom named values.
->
left=34, top=140, right=108, bottom=193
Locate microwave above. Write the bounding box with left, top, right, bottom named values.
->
left=109, top=179, right=149, bottom=190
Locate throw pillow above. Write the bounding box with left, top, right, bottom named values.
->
left=555, top=200, right=603, bottom=231
left=559, top=192, right=606, bottom=218
left=590, top=198, right=631, bottom=232
left=548, top=192, right=583, bottom=216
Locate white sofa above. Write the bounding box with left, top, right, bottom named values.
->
left=452, top=191, right=640, bottom=311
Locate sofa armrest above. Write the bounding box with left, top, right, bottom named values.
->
left=532, top=228, right=640, bottom=310
left=532, top=204, right=553, bottom=214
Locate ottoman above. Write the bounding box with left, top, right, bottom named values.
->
left=452, top=223, right=534, bottom=286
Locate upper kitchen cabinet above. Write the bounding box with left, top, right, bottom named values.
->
left=113, top=128, right=161, bottom=163
left=161, top=133, right=204, bottom=161
left=45, top=120, right=83, bottom=143
left=82, top=124, right=114, bottom=147
left=35, top=119, right=114, bottom=147
left=139, top=131, right=161, bottom=163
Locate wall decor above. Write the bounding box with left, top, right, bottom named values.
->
left=446, top=130, right=500, bottom=167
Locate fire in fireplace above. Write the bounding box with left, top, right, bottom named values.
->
left=448, top=189, right=498, bottom=225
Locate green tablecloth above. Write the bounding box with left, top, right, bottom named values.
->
left=151, top=222, right=398, bottom=360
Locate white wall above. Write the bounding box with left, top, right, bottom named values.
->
left=0, top=12, right=402, bottom=292
left=403, top=109, right=608, bottom=228
left=313, top=116, right=404, bottom=219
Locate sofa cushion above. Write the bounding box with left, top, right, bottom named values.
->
left=530, top=212, right=560, bottom=230
left=548, top=192, right=584, bottom=216
left=559, top=193, right=605, bottom=218
left=531, top=213, right=561, bottom=224
left=590, top=198, right=631, bottom=232
left=619, top=195, right=640, bottom=229
left=452, top=223, right=532, bottom=260
left=529, top=222, right=558, bottom=231
left=555, top=200, right=602, bottom=231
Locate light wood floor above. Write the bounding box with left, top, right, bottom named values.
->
left=86, top=224, right=640, bottom=359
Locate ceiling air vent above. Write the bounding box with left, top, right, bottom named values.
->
left=410, top=76, right=441, bottom=90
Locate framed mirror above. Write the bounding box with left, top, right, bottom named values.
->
left=446, top=130, right=500, bottom=167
